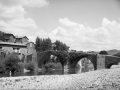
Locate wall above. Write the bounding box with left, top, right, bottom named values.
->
left=22, top=37, right=29, bottom=44
left=2, top=47, right=27, bottom=55
left=2, top=47, right=13, bottom=53
left=15, top=38, right=22, bottom=43
left=20, top=48, right=27, bottom=55
left=27, top=43, right=35, bottom=55
left=97, top=54, right=105, bottom=70
left=9, top=36, right=15, bottom=43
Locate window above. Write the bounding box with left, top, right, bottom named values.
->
left=30, top=43, right=32, bottom=47
left=13, top=48, right=20, bottom=53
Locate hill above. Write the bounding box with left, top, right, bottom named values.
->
left=107, top=49, right=120, bottom=55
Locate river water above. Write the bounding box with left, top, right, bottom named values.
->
left=0, top=63, right=94, bottom=78
left=0, top=69, right=71, bottom=78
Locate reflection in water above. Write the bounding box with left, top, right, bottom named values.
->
left=42, top=62, right=63, bottom=75
left=0, top=69, right=63, bottom=78
left=42, top=69, right=62, bottom=75
left=0, top=61, right=94, bottom=78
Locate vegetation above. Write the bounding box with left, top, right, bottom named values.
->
left=99, top=50, right=108, bottom=55
left=0, top=61, right=5, bottom=73
left=4, top=53, right=20, bottom=73
left=54, top=40, right=69, bottom=51
left=0, top=31, right=5, bottom=41
left=35, top=37, right=69, bottom=52
left=114, top=52, right=120, bottom=57
left=42, top=62, right=62, bottom=75
left=17, top=62, right=25, bottom=72
left=25, top=62, right=35, bottom=71
left=35, top=37, right=52, bottom=52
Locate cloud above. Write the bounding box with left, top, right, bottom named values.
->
left=49, top=18, right=120, bottom=51
left=0, top=0, right=49, bottom=42
left=0, top=5, right=26, bottom=20
left=0, top=0, right=49, bottom=8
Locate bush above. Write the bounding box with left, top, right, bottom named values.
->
left=4, top=53, right=20, bottom=73
left=99, top=50, right=108, bottom=55
left=0, top=61, right=5, bottom=73
left=25, top=62, right=35, bottom=71
left=17, top=62, right=25, bottom=72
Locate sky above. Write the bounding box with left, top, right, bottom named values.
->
left=0, top=0, right=120, bottom=51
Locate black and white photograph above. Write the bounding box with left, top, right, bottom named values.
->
left=0, top=0, right=120, bottom=89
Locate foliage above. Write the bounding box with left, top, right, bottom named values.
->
left=4, top=53, right=20, bottom=73
left=44, top=62, right=56, bottom=69
left=42, top=62, right=62, bottom=75
left=35, top=37, right=52, bottom=52
left=17, top=62, right=25, bottom=72
left=0, top=31, right=5, bottom=41
left=35, top=37, right=70, bottom=52
left=113, top=52, right=120, bottom=57
left=99, top=50, right=108, bottom=55
left=0, top=61, right=5, bottom=73
left=54, top=40, right=69, bottom=51
left=49, top=51, right=69, bottom=66
left=25, top=62, right=35, bottom=71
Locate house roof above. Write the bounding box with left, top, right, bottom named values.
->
left=0, top=42, right=27, bottom=48
left=25, top=42, right=35, bottom=45
left=4, top=33, right=15, bottom=39
left=16, top=36, right=29, bottom=40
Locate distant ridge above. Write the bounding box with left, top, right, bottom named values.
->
left=107, top=49, right=120, bottom=55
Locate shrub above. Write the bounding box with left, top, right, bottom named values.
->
left=17, top=62, right=25, bottom=72
left=25, top=62, right=35, bottom=71
left=0, top=61, right=5, bottom=73
left=4, top=53, right=20, bottom=73
left=99, top=50, right=108, bottom=55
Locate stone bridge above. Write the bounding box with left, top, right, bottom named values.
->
left=37, top=50, right=120, bottom=73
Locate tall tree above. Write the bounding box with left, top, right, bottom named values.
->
left=35, top=37, right=52, bottom=52
left=0, top=31, right=5, bottom=41
left=54, top=40, right=69, bottom=51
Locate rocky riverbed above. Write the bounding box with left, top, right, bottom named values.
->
left=0, top=67, right=120, bottom=90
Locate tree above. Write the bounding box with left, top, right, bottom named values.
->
left=0, top=31, right=5, bottom=41
left=114, top=52, right=120, bottom=57
left=54, top=40, right=69, bottom=51
left=99, top=50, right=108, bottom=55
left=35, top=37, right=41, bottom=52
left=4, top=53, right=20, bottom=73
left=35, top=37, right=52, bottom=52
left=49, top=51, right=68, bottom=74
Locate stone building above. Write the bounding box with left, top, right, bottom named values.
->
left=4, top=33, right=16, bottom=43
left=15, top=36, right=29, bottom=44
left=0, top=42, right=27, bottom=55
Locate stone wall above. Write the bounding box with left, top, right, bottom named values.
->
left=97, top=54, right=105, bottom=70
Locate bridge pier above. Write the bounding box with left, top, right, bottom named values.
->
left=97, top=54, right=106, bottom=70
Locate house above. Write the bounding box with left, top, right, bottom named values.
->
left=26, top=42, right=36, bottom=55
left=4, top=33, right=16, bottom=43
left=0, top=42, right=27, bottom=55
left=26, top=42, right=37, bottom=63
left=15, top=36, right=29, bottom=44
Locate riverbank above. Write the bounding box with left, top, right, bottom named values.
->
left=0, top=67, right=120, bottom=90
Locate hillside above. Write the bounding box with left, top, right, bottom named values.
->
left=107, top=49, right=120, bottom=55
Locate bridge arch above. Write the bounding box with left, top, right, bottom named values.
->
left=105, top=55, right=120, bottom=69
left=37, top=50, right=68, bottom=69
left=68, top=52, right=97, bottom=74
